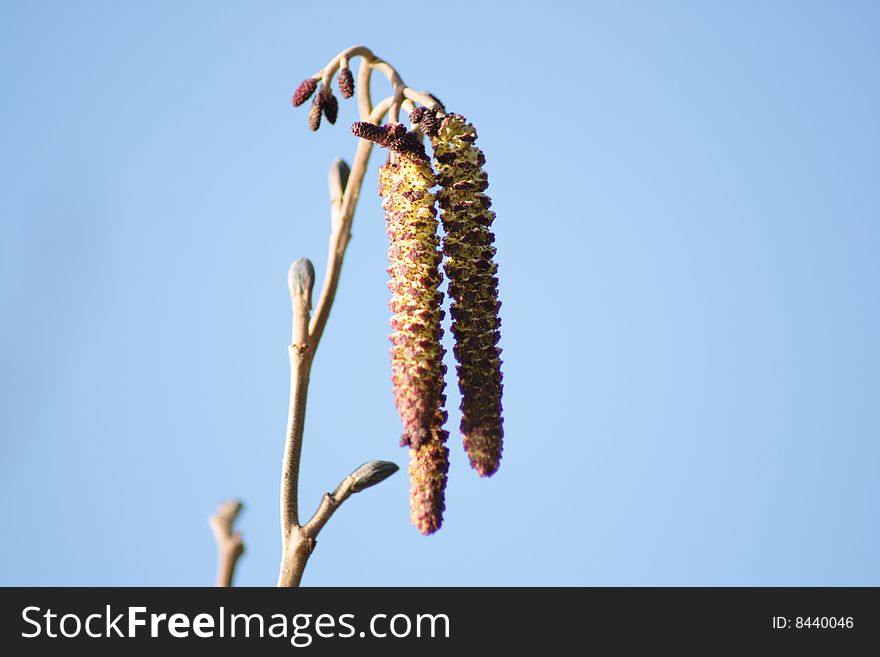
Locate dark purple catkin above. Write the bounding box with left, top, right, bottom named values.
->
left=292, top=78, right=319, bottom=107
left=409, top=106, right=441, bottom=138
left=351, top=122, right=428, bottom=160
left=432, top=114, right=503, bottom=477
left=351, top=121, right=389, bottom=146
left=323, top=93, right=339, bottom=124
left=338, top=67, right=355, bottom=99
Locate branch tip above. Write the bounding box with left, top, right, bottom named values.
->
left=288, top=258, right=316, bottom=307
left=328, top=159, right=351, bottom=204
left=349, top=460, right=400, bottom=494
left=209, top=499, right=245, bottom=587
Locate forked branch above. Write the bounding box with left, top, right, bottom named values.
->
left=209, top=46, right=447, bottom=587
left=277, top=47, right=439, bottom=586
left=209, top=500, right=244, bottom=587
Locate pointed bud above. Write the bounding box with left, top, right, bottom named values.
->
left=292, top=78, right=319, bottom=107
left=328, top=159, right=351, bottom=205
left=347, top=460, right=400, bottom=494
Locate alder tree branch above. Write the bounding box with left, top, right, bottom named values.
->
left=215, top=46, right=438, bottom=587
left=277, top=47, right=433, bottom=586
left=209, top=500, right=244, bottom=587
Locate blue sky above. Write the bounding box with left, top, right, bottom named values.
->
left=1, top=1, right=878, bottom=585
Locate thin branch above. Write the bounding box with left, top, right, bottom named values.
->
left=280, top=259, right=315, bottom=531
left=209, top=500, right=244, bottom=587
left=277, top=46, right=429, bottom=587
left=307, top=140, right=370, bottom=352
left=304, top=461, right=399, bottom=537
left=357, top=56, right=373, bottom=121
left=279, top=461, right=399, bottom=587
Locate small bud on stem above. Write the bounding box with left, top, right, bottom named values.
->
left=288, top=258, right=316, bottom=309
left=347, top=460, right=400, bottom=494
left=328, top=159, right=351, bottom=206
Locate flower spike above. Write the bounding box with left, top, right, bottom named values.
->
left=432, top=114, right=504, bottom=477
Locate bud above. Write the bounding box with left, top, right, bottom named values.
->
left=409, top=407, right=449, bottom=535
left=338, top=66, right=355, bottom=99
left=328, top=159, right=351, bottom=205
left=288, top=258, right=316, bottom=308
left=348, top=460, right=400, bottom=494
left=292, top=78, right=319, bottom=107
left=431, top=114, right=503, bottom=477
left=379, top=153, right=446, bottom=449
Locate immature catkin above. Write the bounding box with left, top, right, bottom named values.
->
left=351, top=121, right=389, bottom=146
left=338, top=67, right=355, bottom=99
left=409, top=106, right=441, bottom=138
left=409, top=405, right=449, bottom=535
left=379, top=150, right=446, bottom=449
left=352, top=122, right=426, bottom=159
left=432, top=114, right=504, bottom=477
left=292, top=78, right=319, bottom=107
left=322, top=93, right=339, bottom=124
left=308, top=93, right=323, bottom=131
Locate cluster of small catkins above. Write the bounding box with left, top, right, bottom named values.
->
left=292, top=66, right=354, bottom=131
left=293, top=74, right=503, bottom=535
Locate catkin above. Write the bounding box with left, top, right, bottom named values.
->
left=379, top=151, right=447, bottom=450
left=292, top=78, right=318, bottom=107
left=337, top=66, right=355, bottom=99
left=432, top=114, right=504, bottom=477
left=408, top=405, right=449, bottom=535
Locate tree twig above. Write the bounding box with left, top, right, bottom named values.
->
left=209, top=500, right=244, bottom=587
left=280, top=259, right=315, bottom=531
left=278, top=461, right=399, bottom=587
left=277, top=154, right=387, bottom=586
left=277, top=47, right=439, bottom=587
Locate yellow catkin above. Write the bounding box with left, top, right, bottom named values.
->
left=379, top=154, right=447, bottom=450
left=379, top=151, right=451, bottom=534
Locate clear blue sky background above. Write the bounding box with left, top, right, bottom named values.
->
left=1, top=1, right=878, bottom=586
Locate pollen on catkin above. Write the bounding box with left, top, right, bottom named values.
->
left=409, top=404, right=449, bottom=535
left=379, top=149, right=446, bottom=450
left=432, top=113, right=504, bottom=477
